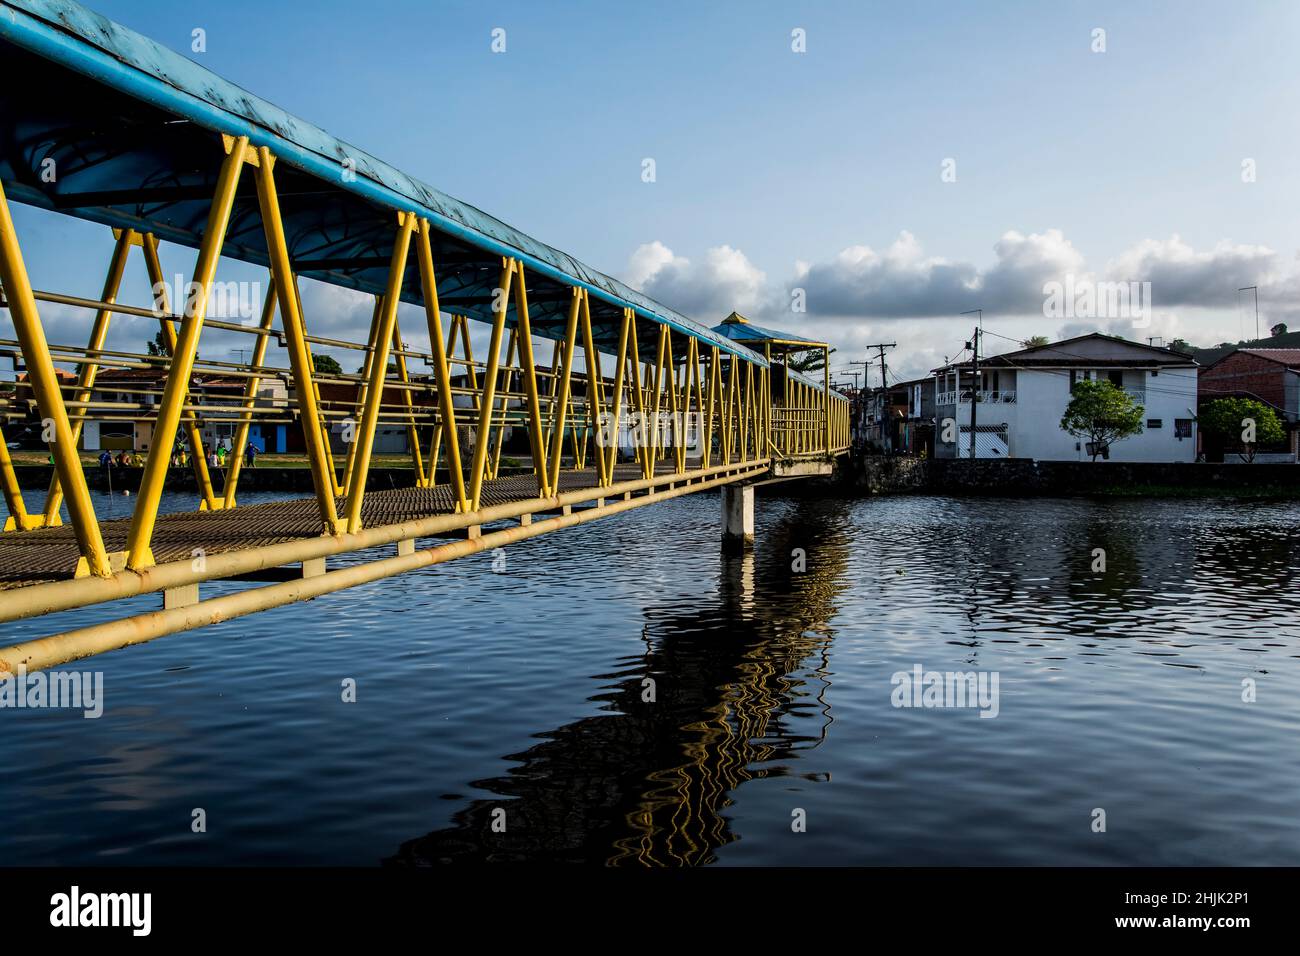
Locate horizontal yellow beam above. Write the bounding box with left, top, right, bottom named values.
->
left=0, top=461, right=770, bottom=675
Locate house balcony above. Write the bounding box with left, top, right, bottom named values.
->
left=938, top=389, right=1017, bottom=404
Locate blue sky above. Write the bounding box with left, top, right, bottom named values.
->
left=10, top=0, right=1300, bottom=381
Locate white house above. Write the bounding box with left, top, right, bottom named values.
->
left=932, top=333, right=1198, bottom=462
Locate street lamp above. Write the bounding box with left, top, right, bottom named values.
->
left=1238, top=286, right=1259, bottom=341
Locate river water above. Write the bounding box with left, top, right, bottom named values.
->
left=1, top=490, right=1297, bottom=865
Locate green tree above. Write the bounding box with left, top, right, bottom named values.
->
left=1198, top=397, right=1284, bottom=462
left=788, top=347, right=835, bottom=374
left=1168, top=337, right=1194, bottom=355
left=145, top=329, right=169, bottom=357
left=1059, top=379, right=1145, bottom=461
left=313, top=353, right=343, bottom=376
left=1021, top=335, right=1050, bottom=348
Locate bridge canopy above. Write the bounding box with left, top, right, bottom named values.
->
left=712, top=312, right=828, bottom=354
left=0, top=0, right=763, bottom=364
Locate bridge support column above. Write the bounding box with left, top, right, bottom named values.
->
left=721, top=484, right=754, bottom=552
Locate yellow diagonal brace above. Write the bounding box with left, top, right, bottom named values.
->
left=253, top=145, right=341, bottom=537
left=467, top=259, right=512, bottom=511
left=510, top=263, right=551, bottom=498
left=0, top=425, right=37, bottom=531
left=626, top=319, right=650, bottom=479
left=221, top=274, right=278, bottom=507
left=488, top=328, right=517, bottom=481
left=415, top=220, right=468, bottom=512
left=602, top=309, right=631, bottom=483
left=123, top=138, right=248, bottom=569
left=43, top=227, right=133, bottom=522
left=343, top=295, right=384, bottom=496
left=389, top=315, right=424, bottom=484
left=345, top=212, right=416, bottom=533
left=0, top=179, right=111, bottom=575
left=292, top=275, right=344, bottom=496
left=140, top=231, right=219, bottom=512
left=578, top=292, right=607, bottom=486
left=547, top=289, right=582, bottom=493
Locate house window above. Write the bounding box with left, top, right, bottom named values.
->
left=1175, top=418, right=1193, bottom=438
left=1108, top=370, right=1124, bottom=387
left=1147, top=418, right=1163, bottom=429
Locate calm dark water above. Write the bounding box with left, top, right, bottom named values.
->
left=1, top=489, right=1298, bottom=865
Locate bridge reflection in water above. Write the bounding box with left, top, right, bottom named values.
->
left=387, top=499, right=851, bottom=865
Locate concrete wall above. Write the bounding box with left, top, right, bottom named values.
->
left=849, top=456, right=1300, bottom=496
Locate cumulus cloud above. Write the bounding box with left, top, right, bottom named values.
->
left=1105, top=235, right=1279, bottom=310
left=790, top=229, right=1085, bottom=319
left=624, top=241, right=768, bottom=319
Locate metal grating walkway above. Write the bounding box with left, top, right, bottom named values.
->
left=0, top=465, right=664, bottom=589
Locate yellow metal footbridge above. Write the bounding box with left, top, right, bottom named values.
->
left=0, top=1, right=848, bottom=674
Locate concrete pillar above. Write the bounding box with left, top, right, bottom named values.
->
left=721, top=484, right=754, bottom=552
left=163, top=581, right=199, bottom=609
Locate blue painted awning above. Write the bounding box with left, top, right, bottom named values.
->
left=0, top=0, right=771, bottom=367
left=711, top=312, right=828, bottom=352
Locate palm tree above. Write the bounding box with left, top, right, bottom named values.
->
left=1021, top=335, right=1050, bottom=348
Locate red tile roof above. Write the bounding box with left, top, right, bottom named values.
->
left=1238, top=348, right=1300, bottom=367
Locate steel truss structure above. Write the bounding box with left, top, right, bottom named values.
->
left=0, top=0, right=849, bottom=673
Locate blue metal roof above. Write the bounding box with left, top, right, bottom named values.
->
left=0, top=0, right=771, bottom=367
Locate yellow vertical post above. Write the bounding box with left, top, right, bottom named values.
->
left=823, top=345, right=831, bottom=454
left=221, top=275, right=278, bottom=507
left=41, top=227, right=133, bottom=523
left=345, top=213, right=415, bottom=533
left=509, top=264, right=551, bottom=498
left=414, top=221, right=468, bottom=511
left=466, top=259, right=512, bottom=511
left=124, top=137, right=247, bottom=569
left=253, top=145, right=342, bottom=536
left=547, top=289, right=582, bottom=492
left=0, top=180, right=112, bottom=573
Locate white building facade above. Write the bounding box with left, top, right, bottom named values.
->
left=932, top=334, right=1198, bottom=462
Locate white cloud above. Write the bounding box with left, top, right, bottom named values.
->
left=790, top=229, right=1085, bottom=319
left=1106, top=235, right=1277, bottom=309
left=624, top=241, right=767, bottom=319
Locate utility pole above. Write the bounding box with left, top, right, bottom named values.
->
left=960, top=311, right=982, bottom=460
left=852, top=343, right=896, bottom=452
left=967, top=325, right=980, bottom=460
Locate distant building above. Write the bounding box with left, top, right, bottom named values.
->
left=859, top=377, right=934, bottom=455
left=81, top=367, right=289, bottom=454
left=931, top=333, right=1198, bottom=461
left=1199, top=348, right=1300, bottom=461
